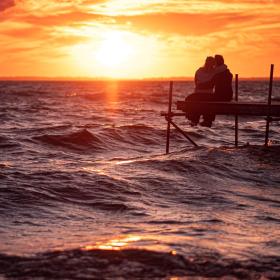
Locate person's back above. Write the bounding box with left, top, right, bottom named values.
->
left=213, top=55, right=233, bottom=101
left=194, top=56, right=215, bottom=94
left=185, top=56, right=215, bottom=126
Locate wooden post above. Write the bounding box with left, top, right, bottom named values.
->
left=169, top=119, right=198, bottom=147
left=235, top=74, right=239, bottom=147
left=166, top=81, right=173, bottom=154
left=265, top=64, right=274, bottom=147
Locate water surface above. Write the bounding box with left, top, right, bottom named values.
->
left=1, top=80, right=280, bottom=279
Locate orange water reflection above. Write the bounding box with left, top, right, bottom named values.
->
left=105, top=81, right=119, bottom=104
left=83, top=235, right=178, bottom=256
left=83, top=235, right=141, bottom=251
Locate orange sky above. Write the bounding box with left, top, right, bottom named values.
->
left=0, top=0, right=279, bottom=78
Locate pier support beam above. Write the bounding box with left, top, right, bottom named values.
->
left=265, top=64, right=274, bottom=147
left=165, top=81, right=198, bottom=154
left=166, top=81, right=173, bottom=154
left=235, top=74, right=239, bottom=147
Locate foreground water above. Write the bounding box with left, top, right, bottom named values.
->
left=0, top=80, right=280, bottom=279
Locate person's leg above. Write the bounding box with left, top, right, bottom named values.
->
left=200, top=94, right=216, bottom=127
left=201, top=95, right=233, bottom=127
left=200, top=114, right=215, bottom=127
left=185, top=94, right=201, bottom=125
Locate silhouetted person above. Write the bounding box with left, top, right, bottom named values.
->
left=200, top=55, right=233, bottom=127
left=212, top=55, right=233, bottom=101
left=185, top=56, right=215, bottom=125
left=194, top=56, right=215, bottom=94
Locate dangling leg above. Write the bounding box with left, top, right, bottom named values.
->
left=200, top=94, right=216, bottom=127
left=200, top=114, right=215, bottom=127
left=185, top=93, right=201, bottom=126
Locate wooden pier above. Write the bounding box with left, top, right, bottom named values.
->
left=162, top=64, right=280, bottom=153
left=176, top=101, right=280, bottom=117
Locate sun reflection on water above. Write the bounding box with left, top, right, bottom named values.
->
left=83, top=235, right=142, bottom=251
left=83, top=235, right=178, bottom=257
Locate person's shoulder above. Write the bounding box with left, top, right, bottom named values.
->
left=212, top=69, right=228, bottom=81
left=217, top=68, right=232, bottom=76
left=195, top=67, right=204, bottom=74
left=225, top=69, right=233, bottom=77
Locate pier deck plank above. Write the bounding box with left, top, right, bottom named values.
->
left=176, top=101, right=280, bottom=116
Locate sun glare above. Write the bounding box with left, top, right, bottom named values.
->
left=71, top=29, right=159, bottom=78
left=96, top=31, right=133, bottom=68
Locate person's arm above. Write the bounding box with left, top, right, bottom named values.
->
left=194, top=70, right=199, bottom=86
left=197, top=77, right=215, bottom=89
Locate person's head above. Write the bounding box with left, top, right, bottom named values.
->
left=204, top=56, right=215, bottom=69
left=214, top=55, right=224, bottom=66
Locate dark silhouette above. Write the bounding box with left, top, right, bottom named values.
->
left=194, top=56, right=215, bottom=94
left=186, top=54, right=233, bottom=127
left=211, top=55, right=233, bottom=101
left=185, top=56, right=215, bottom=126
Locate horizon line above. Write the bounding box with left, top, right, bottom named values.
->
left=0, top=76, right=279, bottom=81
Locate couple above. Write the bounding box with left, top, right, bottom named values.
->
left=186, top=54, right=233, bottom=127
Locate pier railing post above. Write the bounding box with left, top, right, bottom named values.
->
left=265, top=64, right=274, bottom=147
left=235, top=74, right=239, bottom=147
left=166, top=81, right=173, bottom=154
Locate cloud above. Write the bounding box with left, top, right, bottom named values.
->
left=0, top=0, right=15, bottom=12
left=0, top=0, right=279, bottom=77
left=19, top=12, right=102, bottom=27
left=113, top=12, right=256, bottom=36
left=7, top=0, right=279, bottom=17
left=80, top=0, right=280, bottom=16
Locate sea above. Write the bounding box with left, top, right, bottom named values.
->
left=0, top=80, right=280, bottom=279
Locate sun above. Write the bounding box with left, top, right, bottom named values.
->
left=70, top=29, right=159, bottom=78
left=95, top=31, right=133, bottom=68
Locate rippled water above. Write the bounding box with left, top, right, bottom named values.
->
left=0, top=80, right=280, bottom=279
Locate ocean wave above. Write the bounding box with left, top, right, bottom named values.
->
left=0, top=135, right=20, bottom=149
left=116, top=145, right=280, bottom=190
left=32, top=125, right=170, bottom=152
left=0, top=89, right=54, bottom=97
left=0, top=248, right=279, bottom=279
left=101, top=124, right=163, bottom=146
left=33, top=129, right=105, bottom=151
left=0, top=169, right=141, bottom=214
left=0, top=112, right=10, bottom=120
left=24, top=124, right=73, bottom=133
left=0, top=135, right=8, bottom=142
left=0, top=183, right=57, bottom=214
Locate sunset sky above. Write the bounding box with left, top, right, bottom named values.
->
left=0, top=0, right=279, bottom=79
